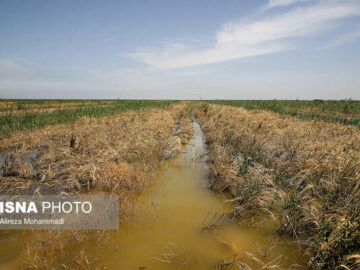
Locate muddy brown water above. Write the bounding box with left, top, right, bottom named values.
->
left=99, top=121, right=308, bottom=269
left=0, top=121, right=307, bottom=269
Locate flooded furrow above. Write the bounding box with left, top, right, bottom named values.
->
left=0, top=121, right=307, bottom=269
left=100, top=121, right=307, bottom=269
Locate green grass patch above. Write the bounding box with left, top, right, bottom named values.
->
left=0, top=100, right=177, bottom=134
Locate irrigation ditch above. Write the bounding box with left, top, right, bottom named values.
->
left=95, top=120, right=307, bottom=269
left=2, top=101, right=356, bottom=269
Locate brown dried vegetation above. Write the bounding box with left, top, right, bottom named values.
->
left=0, top=104, right=193, bottom=269
left=195, top=103, right=360, bottom=269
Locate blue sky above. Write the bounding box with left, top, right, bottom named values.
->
left=0, top=0, right=360, bottom=99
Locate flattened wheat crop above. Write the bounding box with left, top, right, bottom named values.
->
left=0, top=103, right=193, bottom=269
left=0, top=100, right=177, bottom=134
left=209, top=99, right=360, bottom=127
left=195, top=103, right=360, bottom=269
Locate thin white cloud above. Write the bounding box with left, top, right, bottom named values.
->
left=127, top=0, right=360, bottom=69
left=267, top=0, right=311, bottom=9
left=0, top=59, right=27, bottom=76
left=324, top=26, right=360, bottom=48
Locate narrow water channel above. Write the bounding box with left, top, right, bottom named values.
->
left=101, top=121, right=307, bottom=269
left=0, top=121, right=307, bottom=269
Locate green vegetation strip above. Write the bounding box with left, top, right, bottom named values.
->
left=0, top=100, right=177, bottom=134
left=0, top=99, right=115, bottom=104
left=208, top=100, right=360, bottom=127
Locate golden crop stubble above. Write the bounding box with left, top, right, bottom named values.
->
left=195, top=103, right=360, bottom=269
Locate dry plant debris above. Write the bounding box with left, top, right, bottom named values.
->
left=0, top=103, right=193, bottom=269
left=195, top=103, right=360, bottom=269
